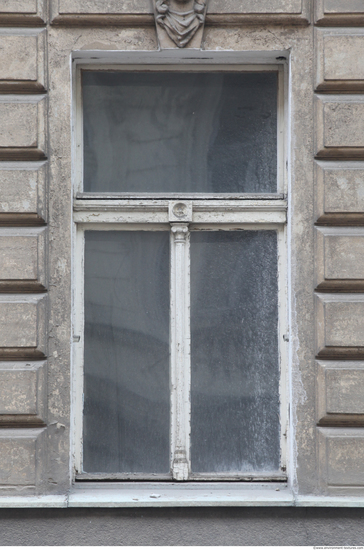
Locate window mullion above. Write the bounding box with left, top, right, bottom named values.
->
left=170, top=222, right=191, bottom=481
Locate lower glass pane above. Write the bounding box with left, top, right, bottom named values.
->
left=190, top=231, right=280, bottom=474
left=83, top=231, right=170, bottom=474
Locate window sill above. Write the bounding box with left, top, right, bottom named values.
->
left=0, top=495, right=68, bottom=508
left=68, top=482, right=293, bottom=507
left=1, top=489, right=364, bottom=507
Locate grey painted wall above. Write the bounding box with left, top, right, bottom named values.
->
left=0, top=508, right=363, bottom=546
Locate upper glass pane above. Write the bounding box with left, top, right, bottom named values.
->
left=83, top=71, right=278, bottom=194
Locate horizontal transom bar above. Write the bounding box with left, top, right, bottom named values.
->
left=73, top=199, right=287, bottom=225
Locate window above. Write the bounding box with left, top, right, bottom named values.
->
left=73, top=64, right=288, bottom=483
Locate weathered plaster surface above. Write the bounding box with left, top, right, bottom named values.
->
left=0, top=508, right=364, bottom=546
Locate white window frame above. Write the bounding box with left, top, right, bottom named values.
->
left=71, top=59, right=289, bottom=488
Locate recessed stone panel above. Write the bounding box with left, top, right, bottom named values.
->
left=317, top=361, right=364, bottom=425
left=0, top=294, right=47, bottom=358
left=0, top=428, right=45, bottom=485
left=315, top=96, right=364, bottom=159
left=0, top=228, right=46, bottom=291
left=0, top=362, right=46, bottom=421
left=316, top=294, right=364, bottom=358
left=318, top=428, right=364, bottom=489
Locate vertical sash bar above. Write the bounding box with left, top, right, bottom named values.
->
left=170, top=223, right=191, bottom=481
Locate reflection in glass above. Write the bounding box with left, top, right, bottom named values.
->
left=83, top=231, right=170, bottom=474
left=190, top=231, right=280, bottom=473
left=83, top=71, right=278, bottom=194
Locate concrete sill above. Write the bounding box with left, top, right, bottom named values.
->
left=68, top=482, right=293, bottom=508
left=1, top=486, right=364, bottom=508
left=0, top=495, right=67, bottom=508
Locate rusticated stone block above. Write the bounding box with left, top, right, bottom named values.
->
left=324, top=0, right=364, bottom=12
left=323, top=103, right=364, bottom=146
left=57, top=0, right=304, bottom=14
left=317, top=361, right=364, bottom=424
left=209, top=0, right=303, bottom=13
left=0, top=428, right=45, bottom=485
left=316, top=0, right=364, bottom=26
left=50, top=0, right=309, bottom=24
left=0, top=361, right=46, bottom=421
left=0, top=103, right=37, bottom=147
left=315, top=95, right=364, bottom=159
left=0, top=0, right=46, bottom=24
left=0, top=31, right=46, bottom=92
left=0, top=35, right=37, bottom=80
left=0, top=0, right=37, bottom=11
left=54, top=0, right=302, bottom=15
left=57, top=0, right=151, bottom=14
left=0, top=96, right=46, bottom=159
left=50, top=0, right=153, bottom=24
left=316, top=227, right=364, bottom=291
left=316, top=294, right=364, bottom=358
left=0, top=294, right=47, bottom=358
left=316, top=30, right=364, bottom=92
left=0, top=161, right=46, bottom=222
left=315, top=161, right=364, bottom=223
left=318, top=428, right=364, bottom=490
left=0, top=227, right=46, bottom=291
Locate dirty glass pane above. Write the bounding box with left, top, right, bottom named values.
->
left=83, top=231, right=170, bottom=474
left=190, top=231, right=280, bottom=473
left=83, top=71, right=277, bottom=194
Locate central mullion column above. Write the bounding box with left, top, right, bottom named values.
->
left=170, top=222, right=191, bottom=481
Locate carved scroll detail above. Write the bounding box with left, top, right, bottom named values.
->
left=155, top=0, right=207, bottom=48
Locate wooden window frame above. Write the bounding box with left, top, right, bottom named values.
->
left=71, top=61, right=289, bottom=485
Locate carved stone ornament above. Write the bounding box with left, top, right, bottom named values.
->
left=153, top=0, right=208, bottom=49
